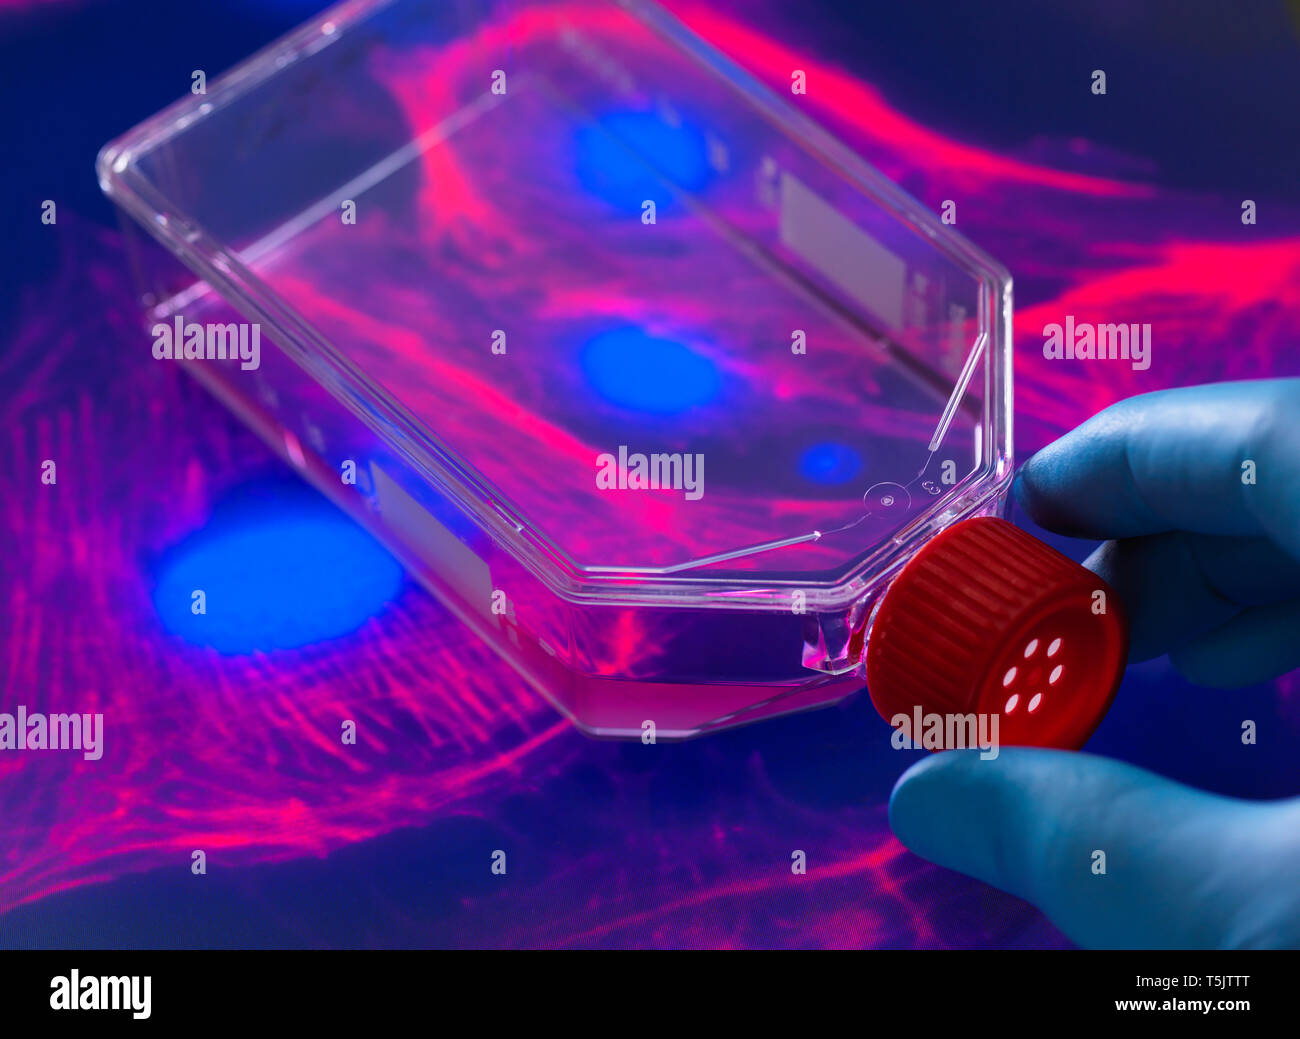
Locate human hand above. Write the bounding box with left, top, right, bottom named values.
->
left=888, top=379, right=1300, bottom=948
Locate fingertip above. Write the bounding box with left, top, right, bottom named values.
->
left=1011, top=443, right=1070, bottom=529
left=1010, top=466, right=1031, bottom=514
left=888, top=750, right=989, bottom=860
left=887, top=754, right=937, bottom=845
left=887, top=749, right=1124, bottom=903
left=1012, top=447, right=1044, bottom=495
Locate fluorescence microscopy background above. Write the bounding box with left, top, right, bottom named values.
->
left=1, top=0, right=1298, bottom=947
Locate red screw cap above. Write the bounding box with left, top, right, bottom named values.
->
left=865, top=516, right=1128, bottom=750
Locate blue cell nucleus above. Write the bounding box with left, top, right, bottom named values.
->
left=575, top=111, right=712, bottom=212
left=582, top=327, right=721, bottom=415
left=154, top=492, right=404, bottom=654
left=799, top=442, right=864, bottom=485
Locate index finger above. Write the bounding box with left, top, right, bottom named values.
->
left=1014, top=378, right=1300, bottom=559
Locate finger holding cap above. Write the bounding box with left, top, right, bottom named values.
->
left=889, top=748, right=1300, bottom=948
left=1015, top=379, right=1300, bottom=560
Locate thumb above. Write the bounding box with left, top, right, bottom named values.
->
left=888, top=748, right=1300, bottom=949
